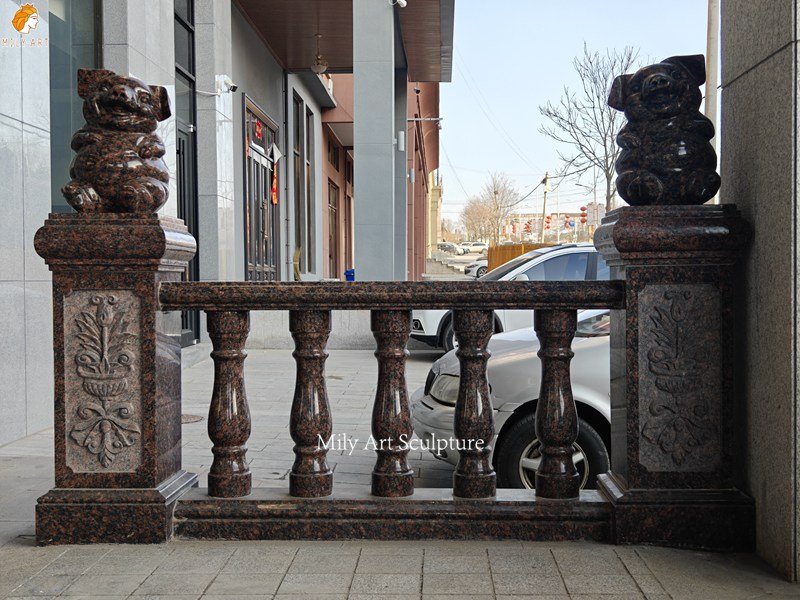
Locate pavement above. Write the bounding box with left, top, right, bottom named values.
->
left=0, top=349, right=798, bottom=599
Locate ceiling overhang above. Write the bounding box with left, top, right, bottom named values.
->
left=233, top=0, right=454, bottom=82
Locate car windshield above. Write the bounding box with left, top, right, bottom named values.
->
left=479, top=251, right=545, bottom=281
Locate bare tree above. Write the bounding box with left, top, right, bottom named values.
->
left=460, top=172, right=522, bottom=244
left=539, top=44, right=639, bottom=211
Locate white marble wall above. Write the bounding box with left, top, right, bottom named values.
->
left=102, top=0, right=177, bottom=217
left=721, top=0, right=799, bottom=581
left=0, top=0, right=54, bottom=445
left=195, top=0, right=235, bottom=284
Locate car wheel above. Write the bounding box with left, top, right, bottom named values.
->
left=476, top=266, right=487, bottom=278
left=495, top=413, right=609, bottom=490
left=441, top=320, right=456, bottom=352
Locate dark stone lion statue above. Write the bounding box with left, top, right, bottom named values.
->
left=62, top=68, right=171, bottom=214
left=608, top=55, right=720, bottom=206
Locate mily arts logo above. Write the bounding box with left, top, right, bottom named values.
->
left=12, top=3, right=39, bottom=33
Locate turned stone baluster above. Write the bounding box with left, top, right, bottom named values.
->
left=452, top=309, right=496, bottom=498
left=534, top=309, right=579, bottom=499
left=289, top=310, right=333, bottom=497
left=371, top=310, right=414, bottom=497
left=207, top=311, right=252, bottom=498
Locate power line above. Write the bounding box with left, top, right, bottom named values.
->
left=441, top=142, right=471, bottom=199
left=453, top=53, right=542, bottom=175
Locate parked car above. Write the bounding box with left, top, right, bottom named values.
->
left=459, top=241, right=488, bottom=253
left=464, top=258, right=488, bottom=279
left=411, top=243, right=609, bottom=351
left=411, top=310, right=611, bottom=489
left=437, top=242, right=464, bottom=255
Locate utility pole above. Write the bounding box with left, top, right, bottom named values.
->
left=539, top=172, right=549, bottom=243
left=555, top=189, right=561, bottom=244
left=706, top=0, right=720, bottom=203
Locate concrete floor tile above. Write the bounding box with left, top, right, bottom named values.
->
left=488, top=548, right=559, bottom=574
left=221, top=548, right=295, bottom=574
left=202, top=596, right=273, bottom=600
left=356, top=553, right=423, bottom=574
left=63, top=573, right=148, bottom=596
left=134, top=573, right=216, bottom=596
left=288, top=553, right=359, bottom=574
left=492, top=573, right=567, bottom=596
left=350, top=595, right=419, bottom=600
left=277, top=573, right=353, bottom=595
left=422, top=573, right=493, bottom=595
left=350, top=573, right=421, bottom=595
left=423, top=554, right=489, bottom=574
left=155, top=549, right=234, bottom=573
left=8, top=574, right=78, bottom=596
left=273, top=595, right=345, bottom=600
left=204, top=573, right=282, bottom=596
left=562, top=573, right=641, bottom=595
left=495, top=596, right=569, bottom=600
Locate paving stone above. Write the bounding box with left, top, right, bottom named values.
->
left=356, top=553, right=423, bottom=574
left=288, top=552, right=359, bottom=574
left=491, top=573, right=567, bottom=596
left=62, top=573, right=149, bottom=596
left=487, top=548, right=559, bottom=574
left=350, top=573, right=421, bottom=595
left=221, top=548, right=295, bottom=573
left=204, top=573, right=282, bottom=596
left=421, top=573, right=493, bottom=595
left=423, top=554, right=489, bottom=574
left=8, top=574, right=78, bottom=597
left=562, top=572, right=641, bottom=595
left=276, top=573, right=352, bottom=595
left=133, top=573, right=216, bottom=596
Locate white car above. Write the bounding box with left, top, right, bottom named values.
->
left=459, top=241, right=488, bottom=253
left=411, top=244, right=609, bottom=350
left=464, top=259, right=488, bottom=279
left=411, top=310, right=610, bottom=489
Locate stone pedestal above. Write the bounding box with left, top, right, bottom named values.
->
left=33, top=214, right=197, bottom=544
left=594, top=205, right=754, bottom=550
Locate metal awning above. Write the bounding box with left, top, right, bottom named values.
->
left=233, top=0, right=454, bottom=82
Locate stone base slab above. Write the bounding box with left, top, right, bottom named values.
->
left=598, top=473, right=755, bottom=551
left=173, top=487, right=612, bottom=541
left=36, top=470, right=197, bottom=545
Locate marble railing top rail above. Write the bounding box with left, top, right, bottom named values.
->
left=158, top=280, right=626, bottom=311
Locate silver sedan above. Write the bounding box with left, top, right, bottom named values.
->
left=410, top=310, right=610, bottom=489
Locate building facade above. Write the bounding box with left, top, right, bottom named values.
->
left=0, top=0, right=454, bottom=445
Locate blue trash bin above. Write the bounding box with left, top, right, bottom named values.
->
left=344, top=268, right=355, bottom=282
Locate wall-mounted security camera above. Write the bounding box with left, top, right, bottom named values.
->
left=221, top=76, right=238, bottom=93
left=414, top=87, right=421, bottom=95
left=392, top=0, right=407, bottom=7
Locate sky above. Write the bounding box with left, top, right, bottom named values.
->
left=439, top=0, right=713, bottom=222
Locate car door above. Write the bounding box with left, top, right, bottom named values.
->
left=499, top=250, right=592, bottom=333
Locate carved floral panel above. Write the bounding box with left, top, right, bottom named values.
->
left=64, top=291, right=142, bottom=472
left=637, top=284, right=721, bottom=473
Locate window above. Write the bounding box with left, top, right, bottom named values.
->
left=244, top=100, right=280, bottom=281
left=293, top=96, right=304, bottom=271
left=523, top=252, right=589, bottom=281
left=328, top=139, right=339, bottom=170
left=328, top=180, right=340, bottom=278
left=595, top=255, right=611, bottom=280
left=306, top=109, right=315, bottom=272
left=49, top=0, right=101, bottom=212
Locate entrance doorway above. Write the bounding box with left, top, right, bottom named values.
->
left=328, top=180, right=340, bottom=278
left=244, top=101, right=281, bottom=281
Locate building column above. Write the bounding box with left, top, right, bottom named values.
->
left=353, top=0, right=396, bottom=281
left=101, top=0, right=177, bottom=217
left=394, top=69, right=409, bottom=280
left=195, top=0, right=236, bottom=282
left=721, top=0, right=800, bottom=581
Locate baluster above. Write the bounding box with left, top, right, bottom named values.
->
left=534, top=309, right=579, bottom=499
left=289, top=310, right=333, bottom=497
left=207, top=311, right=252, bottom=498
left=371, top=310, right=414, bottom=497
left=452, top=309, right=496, bottom=498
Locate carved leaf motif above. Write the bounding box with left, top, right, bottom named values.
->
left=642, top=290, right=713, bottom=466
left=70, top=295, right=140, bottom=468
